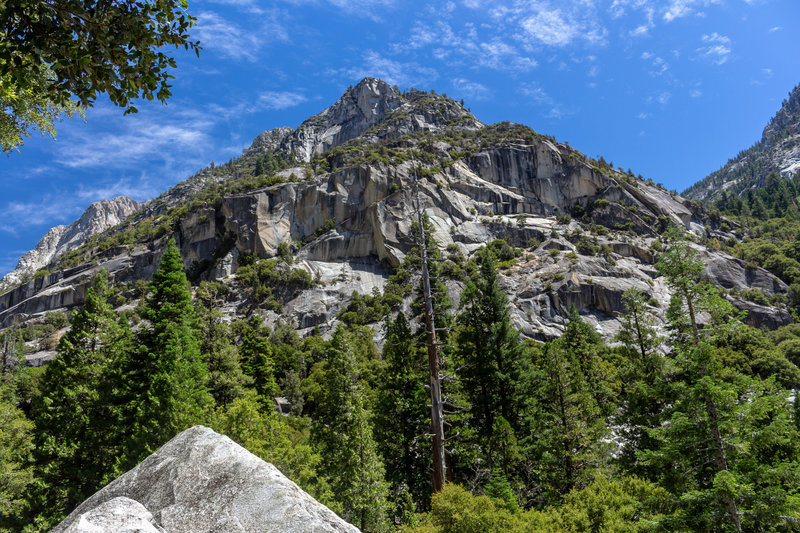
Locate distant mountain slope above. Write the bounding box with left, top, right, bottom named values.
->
left=684, top=84, right=800, bottom=204
left=0, top=196, right=139, bottom=289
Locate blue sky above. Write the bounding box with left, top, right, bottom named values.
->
left=2, top=0, right=799, bottom=276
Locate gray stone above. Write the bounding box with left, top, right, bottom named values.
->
left=52, top=426, right=359, bottom=533
left=62, top=497, right=163, bottom=533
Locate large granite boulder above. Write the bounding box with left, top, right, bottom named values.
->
left=52, top=426, right=359, bottom=533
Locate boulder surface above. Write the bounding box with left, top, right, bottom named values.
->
left=52, top=426, right=359, bottom=533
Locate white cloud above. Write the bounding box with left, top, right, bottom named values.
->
left=696, top=32, right=732, bottom=65
left=663, top=0, right=693, bottom=22
left=519, top=82, right=573, bottom=119
left=339, top=51, right=438, bottom=87
left=194, top=12, right=265, bottom=62
left=3, top=196, right=82, bottom=228
left=768, top=26, right=782, bottom=32
left=452, top=78, right=491, bottom=100
left=285, top=0, right=396, bottom=20
left=637, top=112, right=650, bottom=119
left=690, top=89, right=703, bottom=98
left=663, top=0, right=722, bottom=22
left=193, top=11, right=287, bottom=62
left=645, top=91, right=671, bottom=105
left=398, top=21, right=536, bottom=72
left=521, top=8, right=577, bottom=47
left=257, top=91, right=308, bottom=110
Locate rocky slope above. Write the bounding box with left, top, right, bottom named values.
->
left=0, top=78, right=791, bottom=352
left=684, top=83, right=800, bottom=204
left=0, top=196, right=139, bottom=289
left=52, top=426, right=359, bottom=533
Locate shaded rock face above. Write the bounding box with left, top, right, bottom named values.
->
left=0, top=196, right=139, bottom=289
left=52, top=426, right=360, bottom=533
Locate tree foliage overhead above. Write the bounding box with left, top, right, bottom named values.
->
left=0, top=0, right=200, bottom=151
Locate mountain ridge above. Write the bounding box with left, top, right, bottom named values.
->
left=684, top=84, right=800, bottom=203
left=0, top=78, right=790, bottom=354
left=0, top=196, right=139, bottom=289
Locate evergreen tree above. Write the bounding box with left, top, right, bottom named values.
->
left=237, top=315, right=278, bottom=403
left=119, top=239, right=212, bottom=469
left=374, top=312, right=431, bottom=514
left=560, top=305, right=618, bottom=413
left=652, top=227, right=744, bottom=531
left=0, top=368, right=35, bottom=531
left=314, top=326, right=389, bottom=532
left=613, top=287, right=671, bottom=477
left=524, top=340, right=610, bottom=504
left=32, top=270, right=126, bottom=523
left=195, top=281, right=250, bottom=406
left=455, top=251, right=525, bottom=439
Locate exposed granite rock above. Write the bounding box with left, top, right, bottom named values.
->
left=62, top=497, right=164, bottom=533
left=52, top=426, right=360, bottom=533
left=0, top=78, right=790, bottom=342
left=0, top=196, right=139, bottom=289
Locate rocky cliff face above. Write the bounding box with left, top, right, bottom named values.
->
left=0, top=79, right=790, bottom=350
left=684, top=83, right=800, bottom=203
left=52, top=426, right=360, bottom=533
left=245, top=77, right=483, bottom=165
left=0, top=196, right=139, bottom=289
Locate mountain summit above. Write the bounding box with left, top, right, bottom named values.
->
left=684, top=84, right=800, bottom=204
left=0, top=78, right=789, bottom=352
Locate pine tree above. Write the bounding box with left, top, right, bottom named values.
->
left=560, top=305, right=618, bottom=413
left=195, top=281, right=251, bottom=406
left=119, top=239, right=212, bottom=469
left=374, top=312, right=431, bottom=513
left=524, top=340, right=610, bottom=504
left=652, top=227, right=743, bottom=531
left=455, top=251, right=525, bottom=440
left=613, top=287, right=672, bottom=476
left=237, top=315, right=278, bottom=403
left=0, top=355, right=34, bottom=531
left=314, top=326, right=389, bottom=532
left=31, top=270, right=128, bottom=523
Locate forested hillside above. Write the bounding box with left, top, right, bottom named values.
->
left=2, top=78, right=800, bottom=533
left=3, top=223, right=800, bottom=532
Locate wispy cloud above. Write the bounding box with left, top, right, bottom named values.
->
left=194, top=11, right=287, bottom=62
left=209, top=90, right=308, bottom=119
left=452, top=78, right=491, bottom=100
left=337, top=50, right=438, bottom=87
left=3, top=196, right=82, bottom=229
left=397, top=21, right=537, bottom=72
left=282, top=0, right=396, bottom=21
left=520, top=8, right=580, bottom=47
left=519, top=82, right=573, bottom=119
left=645, top=91, right=672, bottom=105
left=641, top=51, right=670, bottom=76
left=662, top=0, right=722, bottom=22
left=696, top=32, right=731, bottom=65
left=58, top=121, right=211, bottom=169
